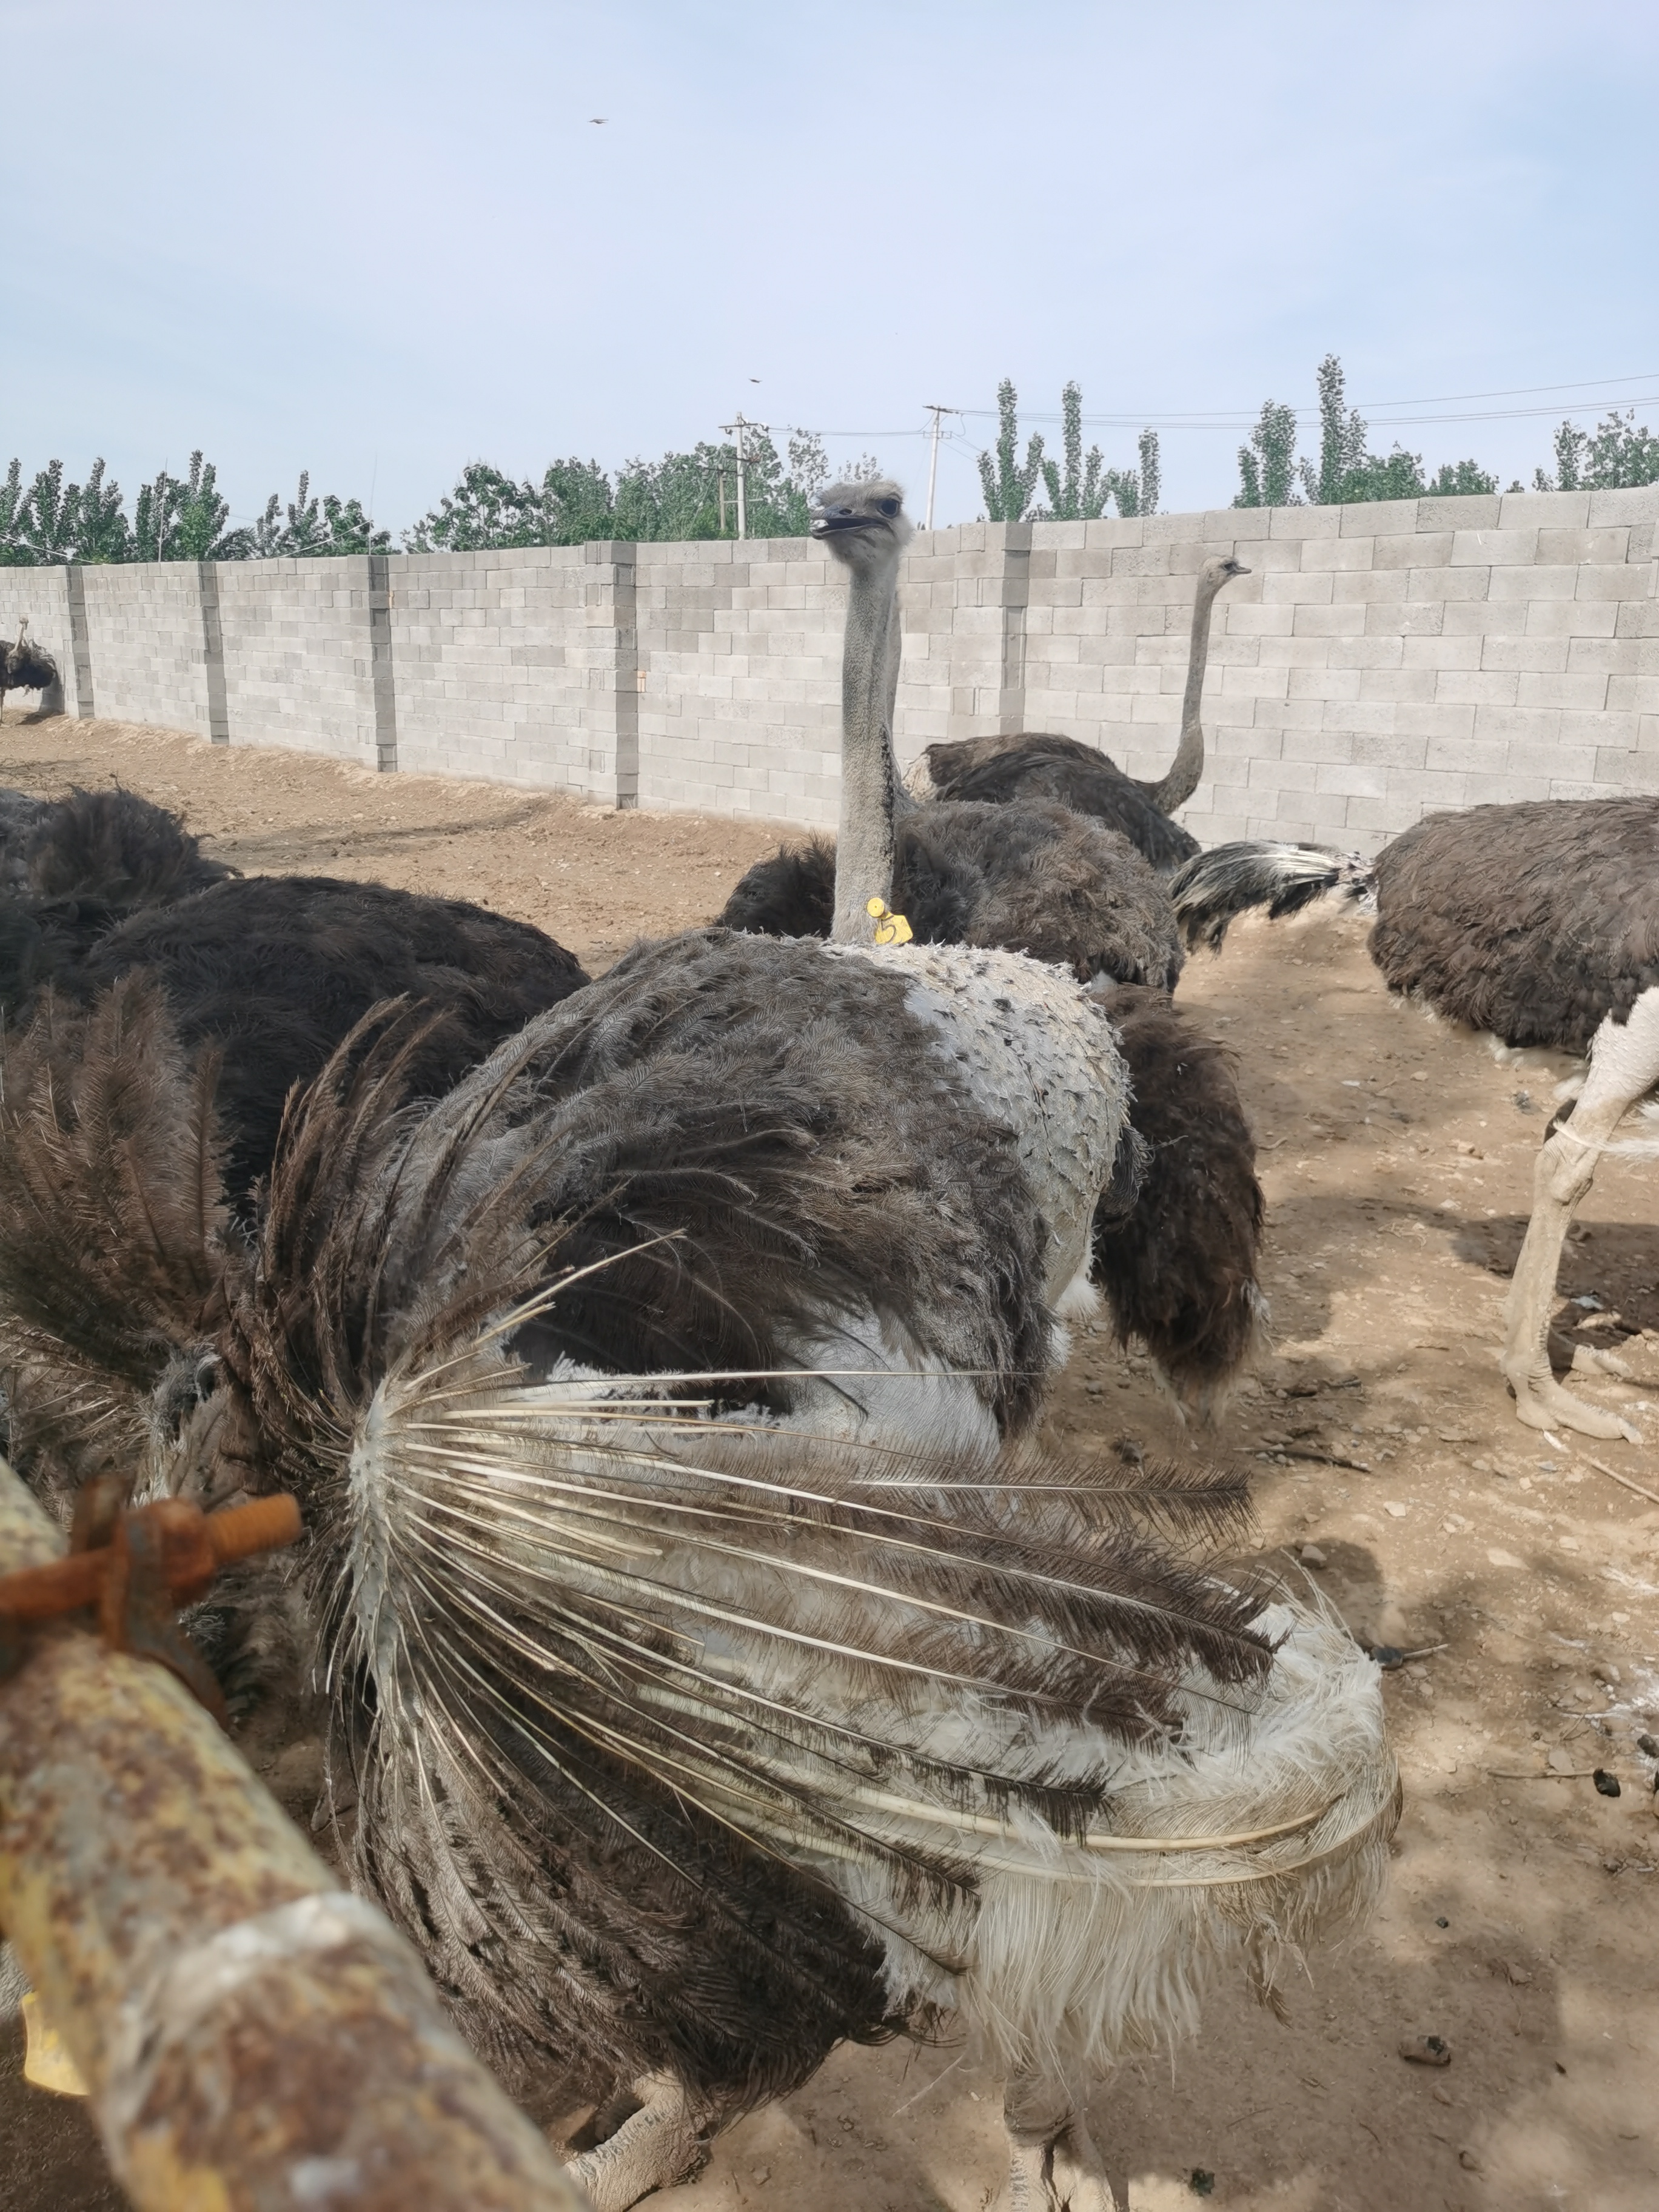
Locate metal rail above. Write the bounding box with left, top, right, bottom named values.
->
left=0, top=1456, right=588, bottom=2211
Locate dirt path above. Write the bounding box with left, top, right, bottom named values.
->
left=3, top=716, right=1656, bottom=2212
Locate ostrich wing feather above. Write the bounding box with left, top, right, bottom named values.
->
left=0, top=977, right=236, bottom=1492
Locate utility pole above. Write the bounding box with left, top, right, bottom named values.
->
left=719, top=414, right=757, bottom=539
left=922, top=405, right=959, bottom=531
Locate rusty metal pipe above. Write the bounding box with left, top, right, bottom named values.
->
left=0, top=1456, right=589, bottom=2211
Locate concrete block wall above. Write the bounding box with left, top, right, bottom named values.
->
left=214, top=557, right=379, bottom=764
left=635, top=538, right=845, bottom=822
left=77, top=563, right=213, bottom=739
left=29, top=484, right=1659, bottom=848
left=388, top=545, right=602, bottom=794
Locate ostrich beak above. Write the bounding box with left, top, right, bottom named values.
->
left=811, top=509, right=879, bottom=538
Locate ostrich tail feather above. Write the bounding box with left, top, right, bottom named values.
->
left=853, top=1581, right=1398, bottom=2079
left=1169, top=841, right=1375, bottom=953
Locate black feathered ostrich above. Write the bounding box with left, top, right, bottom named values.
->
left=0, top=985, right=1397, bottom=2212
left=0, top=620, right=62, bottom=720
left=1170, top=799, right=1659, bottom=1441
left=725, top=483, right=1266, bottom=1413
left=910, top=555, right=1250, bottom=872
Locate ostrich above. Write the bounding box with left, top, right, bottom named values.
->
left=722, top=484, right=1186, bottom=990
left=0, top=985, right=1396, bottom=2212
left=725, top=482, right=1265, bottom=1410
left=1169, top=798, right=1659, bottom=1440
left=910, top=554, right=1250, bottom=872
left=0, top=619, right=62, bottom=720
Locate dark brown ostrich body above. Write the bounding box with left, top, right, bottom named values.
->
left=237, top=927, right=1055, bottom=1438
left=720, top=798, right=1184, bottom=991
left=918, top=732, right=1202, bottom=873
left=0, top=626, right=59, bottom=709
left=1369, top=797, right=1659, bottom=1053
left=220, top=1018, right=1275, bottom=2119
left=72, top=874, right=590, bottom=1205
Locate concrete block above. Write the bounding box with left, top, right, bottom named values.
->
left=1373, top=531, right=1452, bottom=571
left=1340, top=499, right=1419, bottom=537
left=1379, top=600, right=1445, bottom=638
left=1419, top=494, right=1503, bottom=531
left=1333, top=568, right=1409, bottom=604
left=1516, top=669, right=1610, bottom=710
left=1498, top=489, right=1588, bottom=528
left=1270, top=504, right=1341, bottom=539
left=1316, top=761, right=1388, bottom=798
left=1287, top=666, right=1362, bottom=703
left=1289, top=602, right=1367, bottom=638
left=1574, top=563, right=1654, bottom=600
left=1441, top=600, right=1528, bottom=637
left=1299, top=535, right=1376, bottom=572
left=1587, top=486, right=1659, bottom=526
left=1353, top=731, right=1430, bottom=769
left=1480, top=636, right=1567, bottom=674
left=1261, top=571, right=1335, bottom=606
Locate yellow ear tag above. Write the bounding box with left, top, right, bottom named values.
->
left=21, top=1991, right=89, bottom=2097
left=866, top=896, right=913, bottom=946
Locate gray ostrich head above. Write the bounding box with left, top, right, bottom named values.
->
left=812, top=480, right=915, bottom=578
left=1199, top=554, right=1250, bottom=593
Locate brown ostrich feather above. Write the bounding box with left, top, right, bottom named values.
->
left=1090, top=984, right=1266, bottom=1407
left=0, top=976, right=238, bottom=1493
left=719, top=802, right=1184, bottom=990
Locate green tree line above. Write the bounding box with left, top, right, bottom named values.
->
left=1232, top=354, right=1659, bottom=507
left=4, top=374, right=1654, bottom=566
left=0, top=427, right=851, bottom=566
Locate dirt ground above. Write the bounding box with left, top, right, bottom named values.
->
left=2, top=712, right=1657, bottom=2212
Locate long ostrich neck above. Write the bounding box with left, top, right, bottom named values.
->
left=1138, top=576, right=1222, bottom=814
left=831, top=551, right=903, bottom=943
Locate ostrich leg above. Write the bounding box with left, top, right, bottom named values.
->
left=563, top=2074, right=716, bottom=2211
left=1501, top=988, right=1659, bottom=1441
left=991, top=2074, right=1117, bottom=2212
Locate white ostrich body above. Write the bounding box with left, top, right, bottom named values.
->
left=832, top=937, right=1129, bottom=1311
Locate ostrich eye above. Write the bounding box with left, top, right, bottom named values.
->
left=876, top=498, right=899, bottom=518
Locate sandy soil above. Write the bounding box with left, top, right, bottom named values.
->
left=2, top=713, right=1657, bottom=2212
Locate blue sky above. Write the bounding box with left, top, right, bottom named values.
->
left=5, top=0, right=1656, bottom=532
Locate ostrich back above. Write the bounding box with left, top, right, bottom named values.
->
left=917, top=733, right=1202, bottom=874
left=1371, top=797, right=1659, bottom=1054
left=720, top=800, right=1184, bottom=991
left=234, top=927, right=1068, bottom=1447
left=78, top=873, right=590, bottom=1205
left=1, top=787, right=236, bottom=1014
